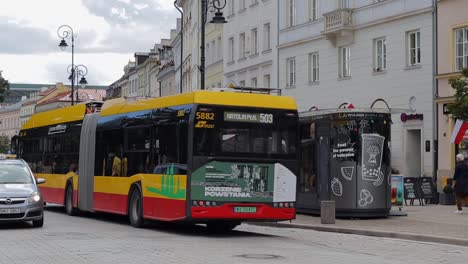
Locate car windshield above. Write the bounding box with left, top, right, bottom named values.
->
left=0, top=164, right=33, bottom=184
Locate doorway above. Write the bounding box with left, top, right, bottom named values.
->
left=406, top=129, right=422, bottom=177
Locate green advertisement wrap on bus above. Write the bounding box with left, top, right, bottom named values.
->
left=191, top=161, right=296, bottom=203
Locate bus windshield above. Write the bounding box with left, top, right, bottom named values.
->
left=193, top=106, right=297, bottom=159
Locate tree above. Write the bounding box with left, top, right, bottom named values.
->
left=447, top=68, right=468, bottom=120
left=0, top=135, right=10, bottom=153
left=0, top=70, right=10, bottom=103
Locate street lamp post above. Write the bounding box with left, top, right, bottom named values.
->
left=200, top=0, right=227, bottom=91
left=67, top=64, right=88, bottom=103
left=57, top=25, right=76, bottom=105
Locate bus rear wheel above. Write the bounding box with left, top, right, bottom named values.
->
left=129, top=188, right=144, bottom=228
left=206, top=221, right=239, bottom=233
left=65, top=184, right=76, bottom=216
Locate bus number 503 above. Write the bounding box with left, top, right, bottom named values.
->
left=260, top=113, right=273, bottom=124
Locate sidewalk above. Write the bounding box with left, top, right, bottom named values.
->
left=254, top=205, right=468, bottom=246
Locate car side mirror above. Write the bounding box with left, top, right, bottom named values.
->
left=36, top=178, right=46, bottom=185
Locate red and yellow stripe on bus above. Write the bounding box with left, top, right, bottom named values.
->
left=36, top=172, right=77, bottom=205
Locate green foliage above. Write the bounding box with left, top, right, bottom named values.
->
left=0, top=135, right=10, bottom=153
left=447, top=68, right=468, bottom=120
left=0, top=71, right=10, bottom=103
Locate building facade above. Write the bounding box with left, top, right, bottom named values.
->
left=223, top=0, right=277, bottom=89
left=0, top=100, right=23, bottom=139
left=205, top=10, right=225, bottom=88
left=278, top=0, right=435, bottom=177
left=436, top=0, right=468, bottom=183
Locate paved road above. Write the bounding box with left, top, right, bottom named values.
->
left=0, top=206, right=467, bottom=264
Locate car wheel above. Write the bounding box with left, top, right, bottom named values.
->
left=129, top=188, right=144, bottom=228
left=32, top=216, right=44, bottom=228
left=65, top=185, right=76, bottom=216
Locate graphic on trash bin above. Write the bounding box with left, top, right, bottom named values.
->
left=341, top=166, right=354, bottom=181
left=331, top=177, right=343, bottom=197
left=361, top=134, right=385, bottom=186
left=359, top=189, right=374, bottom=207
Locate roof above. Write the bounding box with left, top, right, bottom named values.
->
left=100, top=90, right=297, bottom=117
left=0, top=100, right=24, bottom=113
left=9, top=83, right=52, bottom=90
left=21, top=103, right=86, bottom=130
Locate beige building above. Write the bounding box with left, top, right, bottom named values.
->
left=157, top=36, right=177, bottom=97
left=436, top=0, right=468, bottom=183
left=0, top=100, right=23, bottom=140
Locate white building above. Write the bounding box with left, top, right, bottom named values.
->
left=173, top=18, right=183, bottom=94
left=278, top=0, right=435, bottom=177
left=223, top=0, right=277, bottom=89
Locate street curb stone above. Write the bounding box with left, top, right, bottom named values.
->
left=250, top=222, right=468, bottom=247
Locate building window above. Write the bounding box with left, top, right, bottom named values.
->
left=217, top=37, right=222, bottom=60
left=288, top=0, right=296, bottom=27
left=239, top=33, right=246, bottom=59
left=264, top=74, right=271, bottom=87
left=339, top=47, right=350, bottom=78
left=286, top=57, right=296, bottom=87
left=240, top=0, right=246, bottom=10
left=407, top=30, right=421, bottom=66
left=374, top=38, right=386, bottom=71
left=228, top=37, right=234, bottom=62
left=455, top=27, right=468, bottom=71
left=310, top=0, right=319, bottom=21
left=339, top=0, right=350, bottom=8
left=229, top=1, right=235, bottom=15
left=240, top=80, right=246, bottom=87
left=206, top=43, right=210, bottom=64
left=212, top=40, right=216, bottom=62
left=251, top=77, right=258, bottom=87
left=263, top=23, right=271, bottom=51
left=309, top=52, right=319, bottom=83
left=251, top=28, right=258, bottom=55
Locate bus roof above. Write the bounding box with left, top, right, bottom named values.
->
left=21, top=103, right=87, bottom=130
left=99, top=90, right=297, bottom=117
left=21, top=91, right=297, bottom=130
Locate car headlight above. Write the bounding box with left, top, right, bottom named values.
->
left=28, top=192, right=41, bottom=203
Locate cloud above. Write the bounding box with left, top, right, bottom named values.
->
left=0, top=20, right=57, bottom=54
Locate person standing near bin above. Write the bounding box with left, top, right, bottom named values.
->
left=453, top=154, right=468, bottom=214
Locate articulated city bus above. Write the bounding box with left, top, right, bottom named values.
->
left=18, top=90, right=298, bottom=231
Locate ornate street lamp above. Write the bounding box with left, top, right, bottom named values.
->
left=57, top=25, right=77, bottom=105
left=200, top=0, right=227, bottom=91
left=67, top=64, right=88, bottom=103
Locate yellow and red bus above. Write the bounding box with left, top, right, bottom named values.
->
left=18, top=90, right=298, bottom=231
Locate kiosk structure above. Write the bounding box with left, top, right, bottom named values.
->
left=297, top=107, right=392, bottom=217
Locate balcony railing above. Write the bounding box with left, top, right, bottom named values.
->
left=322, top=9, right=353, bottom=36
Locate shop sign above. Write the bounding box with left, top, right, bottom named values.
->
left=400, top=113, right=423, bottom=122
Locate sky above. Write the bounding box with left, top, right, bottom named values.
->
left=0, top=0, right=179, bottom=86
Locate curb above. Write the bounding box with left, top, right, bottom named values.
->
left=250, top=222, right=468, bottom=247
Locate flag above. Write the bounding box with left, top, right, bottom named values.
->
left=451, top=119, right=468, bottom=144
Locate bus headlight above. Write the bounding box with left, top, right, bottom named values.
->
left=28, top=192, right=41, bottom=203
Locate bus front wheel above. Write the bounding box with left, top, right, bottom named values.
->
left=129, top=188, right=144, bottom=228
left=65, top=184, right=76, bottom=216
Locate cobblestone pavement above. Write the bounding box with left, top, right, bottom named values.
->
left=0, top=206, right=467, bottom=264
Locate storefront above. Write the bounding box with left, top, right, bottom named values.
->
left=297, top=108, right=392, bottom=217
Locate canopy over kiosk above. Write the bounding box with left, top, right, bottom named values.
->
left=297, top=102, right=392, bottom=218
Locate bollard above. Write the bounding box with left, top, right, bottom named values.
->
left=321, top=200, right=336, bottom=224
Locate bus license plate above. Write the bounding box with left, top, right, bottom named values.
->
left=233, top=207, right=256, bottom=213
left=0, top=208, right=20, bottom=214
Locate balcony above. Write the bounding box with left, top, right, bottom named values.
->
left=321, top=9, right=354, bottom=44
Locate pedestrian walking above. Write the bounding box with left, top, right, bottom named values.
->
left=453, top=153, right=468, bottom=214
